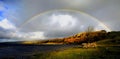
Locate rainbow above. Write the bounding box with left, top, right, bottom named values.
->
left=20, top=9, right=111, bottom=31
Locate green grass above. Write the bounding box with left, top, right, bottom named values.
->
left=96, top=38, right=120, bottom=46
left=30, top=38, right=120, bottom=59
left=30, top=46, right=120, bottom=59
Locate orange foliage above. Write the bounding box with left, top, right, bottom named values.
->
left=64, top=30, right=107, bottom=44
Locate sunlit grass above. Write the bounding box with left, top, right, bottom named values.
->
left=46, top=48, right=98, bottom=59
left=31, top=46, right=120, bottom=59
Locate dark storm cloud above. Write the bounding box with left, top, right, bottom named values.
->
left=44, top=28, right=82, bottom=39
left=13, top=0, right=119, bottom=32
left=87, top=0, right=120, bottom=31
left=21, top=10, right=111, bottom=39
left=0, top=27, right=14, bottom=39
left=2, top=0, right=119, bottom=30
left=0, top=27, right=8, bottom=38
left=0, top=0, right=120, bottom=41
left=7, top=0, right=94, bottom=26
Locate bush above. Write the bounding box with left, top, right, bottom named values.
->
left=82, top=42, right=97, bottom=48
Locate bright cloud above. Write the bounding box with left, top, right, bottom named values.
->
left=0, top=18, right=16, bottom=29
left=0, top=18, right=45, bottom=40
left=21, top=32, right=45, bottom=39
left=51, top=14, right=76, bottom=28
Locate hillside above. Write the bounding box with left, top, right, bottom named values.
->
left=37, top=30, right=106, bottom=44
left=19, top=30, right=120, bottom=45
left=63, top=30, right=107, bottom=44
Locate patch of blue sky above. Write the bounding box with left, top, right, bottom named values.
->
left=0, top=11, right=4, bottom=20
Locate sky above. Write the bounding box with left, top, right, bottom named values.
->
left=0, top=0, right=120, bottom=42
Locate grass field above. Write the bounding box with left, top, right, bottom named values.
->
left=30, top=46, right=120, bottom=59
left=29, top=38, right=120, bottom=59
left=1, top=37, right=120, bottom=59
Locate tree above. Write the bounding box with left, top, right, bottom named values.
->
left=85, top=26, right=95, bottom=43
left=86, top=26, right=94, bottom=33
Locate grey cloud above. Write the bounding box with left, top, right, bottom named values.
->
left=43, top=27, right=81, bottom=39
left=3, top=0, right=119, bottom=31
left=0, top=27, right=15, bottom=39
left=20, top=10, right=109, bottom=38
left=0, top=0, right=120, bottom=40
left=85, top=0, right=120, bottom=31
